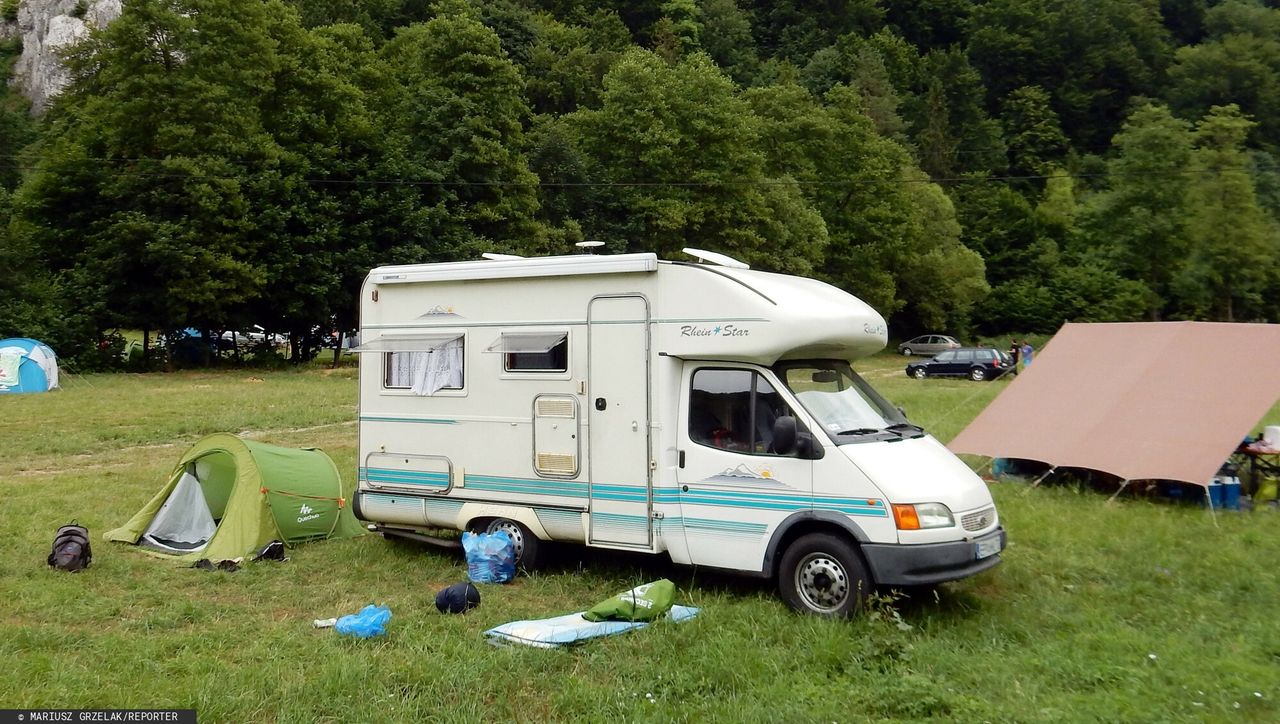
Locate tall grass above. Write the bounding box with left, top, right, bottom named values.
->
left=1, top=357, right=1277, bottom=721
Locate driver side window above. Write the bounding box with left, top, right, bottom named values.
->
left=689, top=368, right=797, bottom=456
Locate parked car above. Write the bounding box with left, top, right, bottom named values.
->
left=220, top=325, right=285, bottom=349
left=905, top=347, right=1013, bottom=381
left=897, top=334, right=961, bottom=356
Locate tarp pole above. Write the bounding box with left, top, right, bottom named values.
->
left=1205, top=487, right=1219, bottom=529
left=1106, top=479, right=1130, bottom=505
left=1024, top=466, right=1057, bottom=493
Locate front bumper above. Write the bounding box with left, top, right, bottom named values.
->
left=861, top=526, right=1007, bottom=586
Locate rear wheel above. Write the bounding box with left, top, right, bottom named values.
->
left=912, top=367, right=927, bottom=379
left=485, top=518, right=546, bottom=569
left=970, top=367, right=986, bottom=381
left=778, top=533, right=871, bottom=617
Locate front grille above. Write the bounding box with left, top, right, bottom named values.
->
left=961, top=506, right=996, bottom=532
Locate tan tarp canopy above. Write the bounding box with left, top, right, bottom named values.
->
left=948, top=322, right=1280, bottom=486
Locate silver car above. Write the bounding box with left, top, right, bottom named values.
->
left=897, top=334, right=961, bottom=356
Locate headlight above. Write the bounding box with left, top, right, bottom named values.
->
left=891, top=502, right=954, bottom=530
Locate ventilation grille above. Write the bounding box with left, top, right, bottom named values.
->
left=536, top=453, right=577, bottom=475
left=961, top=507, right=997, bottom=532
left=535, top=398, right=575, bottom=417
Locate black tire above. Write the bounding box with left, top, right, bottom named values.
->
left=485, top=518, right=546, bottom=569
left=912, top=367, right=927, bottom=379
left=778, top=533, right=871, bottom=617
left=970, top=367, right=986, bottom=381
left=902, top=348, right=912, bottom=356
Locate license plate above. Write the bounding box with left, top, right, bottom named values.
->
left=975, top=534, right=1002, bottom=559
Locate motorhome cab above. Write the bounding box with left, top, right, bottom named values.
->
left=352, top=250, right=1006, bottom=616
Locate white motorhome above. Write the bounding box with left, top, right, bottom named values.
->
left=352, top=250, right=1005, bottom=616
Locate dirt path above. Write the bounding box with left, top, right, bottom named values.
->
left=4, top=420, right=358, bottom=478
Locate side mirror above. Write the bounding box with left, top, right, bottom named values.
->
left=772, top=416, right=797, bottom=455
left=796, top=432, right=823, bottom=460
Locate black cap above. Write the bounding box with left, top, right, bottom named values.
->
left=435, top=582, right=481, bottom=614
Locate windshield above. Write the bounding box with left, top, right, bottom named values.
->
left=774, top=361, right=917, bottom=441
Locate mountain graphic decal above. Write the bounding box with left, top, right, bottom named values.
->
left=700, top=464, right=790, bottom=489
left=418, top=305, right=463, bottom=318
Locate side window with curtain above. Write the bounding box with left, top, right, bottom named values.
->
left=688, top=368, right=796, bottom=456
left=383, top=337, right=465, bottom=394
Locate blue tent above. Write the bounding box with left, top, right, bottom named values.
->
left=0, top=338, right=59, bottom=394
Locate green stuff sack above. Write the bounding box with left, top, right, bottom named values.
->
left=582, top=579, right=676, bottom=622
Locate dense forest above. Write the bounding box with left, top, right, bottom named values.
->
left=3, top=0, right=1280, bottom=367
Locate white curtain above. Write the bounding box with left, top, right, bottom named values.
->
left=415, top=338, right=464, bottom=395
left=387, top=338, right=464, bottom=395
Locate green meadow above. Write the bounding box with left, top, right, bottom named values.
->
left=2, top=356, right=1278, bottom=722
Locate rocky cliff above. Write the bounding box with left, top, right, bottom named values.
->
left=4, top=0, right=121, bottom=114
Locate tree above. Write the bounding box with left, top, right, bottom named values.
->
left=1166, top=1, right=1280, bottom=151
left=696, top=0, right=758, bottom=84
left=524, top=11, right=629, bottom=115
left=1001, top=85, right=1068, bottom=180
left=20, top=0, right=282, bottom=343
left=379, top=4, right=547, bottom=259
left=906, top=49, right=1006, bottom=179
left=1181, top=105, right=1278, bottom=321
left=965, top=0, right=1171, bottom=149
left=1076, top=102, right=1193, bottom=319
left=747, top=81, right=986, bottom=326
left=566, top=50, right=827, bottom=273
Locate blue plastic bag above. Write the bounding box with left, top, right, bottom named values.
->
left=462, top=530, right=516, bottom=584
left=335, top=604, right=392, bottom=638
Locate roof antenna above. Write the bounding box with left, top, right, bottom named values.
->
left=575, top=240, right=605, bottom=255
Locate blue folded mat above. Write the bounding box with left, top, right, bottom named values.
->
left=484, top=605, right=700, bottom=648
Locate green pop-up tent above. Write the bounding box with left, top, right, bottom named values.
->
left=106, top=433, right=364, bottom=561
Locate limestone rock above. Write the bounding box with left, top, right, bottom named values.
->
left=9, top=0, right=122, bottom=114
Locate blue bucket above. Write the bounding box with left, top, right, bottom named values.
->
left=1205, top=480, right=1224, bottom=508
left=1221, top=477, right=1242, bottom=510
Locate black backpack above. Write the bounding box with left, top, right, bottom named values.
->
left=48, top=523, right=92, bottom=572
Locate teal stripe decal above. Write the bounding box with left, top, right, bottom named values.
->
left=360, top=416, right=458, bottom=425
left=362, top=317, right=768, bottom=331
left=362, top=471, right=887, bottom=517
left=360, top=467, right=450, bottom=488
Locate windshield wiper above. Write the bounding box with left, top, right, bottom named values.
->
left=837, top=428, right=883, bottom=436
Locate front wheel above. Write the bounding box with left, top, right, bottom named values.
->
left=970, top=367, right=986, bottom=381
left=485, top=518, right=546, bottom=569
left=778, top=533, right=871, bottom=617
left=912, top=367, right=927, bottom=379
left=901, top=348, right=912, bottom=356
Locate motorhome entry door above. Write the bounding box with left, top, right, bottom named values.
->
left=587, top=295, right=652, bottom=548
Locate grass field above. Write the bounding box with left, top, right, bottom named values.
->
left=3, top=355, right=1279, bottom=721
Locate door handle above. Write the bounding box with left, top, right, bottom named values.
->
left=631, top=421, right=638, bottom=431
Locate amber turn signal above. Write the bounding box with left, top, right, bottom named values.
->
left=892, top=503, right=920, bottom=530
